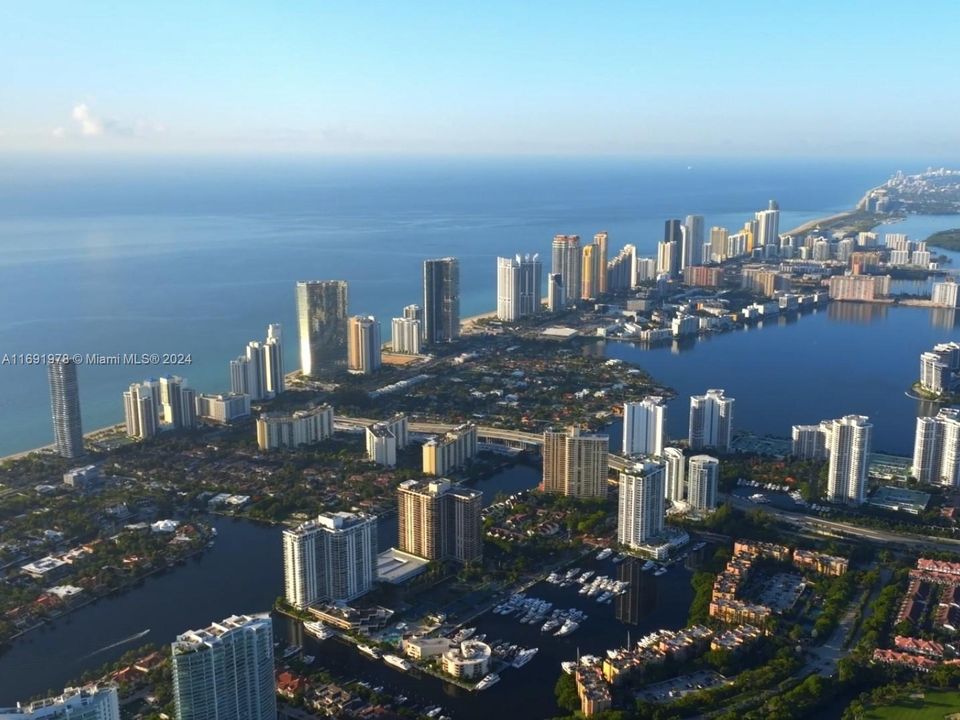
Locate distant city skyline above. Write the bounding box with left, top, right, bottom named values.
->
left=3, top=2, right=959, bottom=157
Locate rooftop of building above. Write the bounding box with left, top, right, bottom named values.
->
left=376, top=547, right=430, bottom=584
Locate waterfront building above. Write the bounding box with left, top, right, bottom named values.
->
left=581, top=243, right=599, bottom=299
left=889, top=249, right=911, bottom=266
left=688, top=389, right=734, bottom=452
left=195, top=392, right=250, bottom=423
left=741, top=267, right=784, bottom=297
left=885, top=233, right=909, bottom=249
left=828, top=274, right=891, bottom=301
left=932, top=280, right=960, bottom=308
left=282, top=512, right=377, bottom=607
left=497, top=254, right=542, bottom=321
left=825, top=415, right=872, bottom=505
left=710, top=226, right=729, bottom=262
left=687, top=455, right=719, bottom=511
left=123, top=381, right=158, bottom=439
left=47, top=359, right=84, bottom=459
left=422, top=423, right=478, bottom=475
left=547, top=273, right=564, bottom=312
left=366, top=416, right=408, bottom=467
left=0, top=686, right=119, bottom=720
left=912, top=408, right=960, bottom=486
left=403, top=303, right=425, bottom=341
left=551, top=234, right=581, bottom=306
left=347, top=315, right=382, bottom=375
left=683, top=215, right=704, bottom=268
left=442, top=640, right=492, bottom=680
left=920, top=351, right=951, bottom=395
left=171, top=614, right=276, bottom=720
left=423, top=257, right=460, bottom=344
left=229, top=325, right=284, bottom=400
left=595, top=232, right=609, bottom=293
left=296, top=280, right=348, bottom=377
left=755, top=201, right=780, bottom=248
left=617, top=461, right=666, bottom=547
left=256, top=404, right=333, bottom=450
left=663, top=447, right=686, bottom=503
left=542, top=426, right=609, bottom=499
left=156, top=376, right=196, bottom=430
left=397, top=478, right=482, bottom=563
left=791, top=422, right=829, bottom=460
left=656, top=241, right=676, bottom=278
left=622, top=396, right=666, bottom=457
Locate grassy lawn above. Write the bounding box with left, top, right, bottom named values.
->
left=865, top=690, right=960, bottom=719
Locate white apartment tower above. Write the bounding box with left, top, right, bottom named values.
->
left=282, top=512, right=378, bottom=608
left=688, top=389, right=734, bottom=452
left=912, top=408, right=960, bottom=486
left=256, top=404, right=334, bottom=450
left=172, top=614, right=276, bottom=720
left=662, top=447, right=686, bottom=503
left=617, top=461, right=666, bottom=547
left=230, top=324, right=284, bottom=400
left=347, top=315, right=382, bottom=375
left=687, top=455, right=719, bottom=511
left=622, top=397, right=666, bottom=457
left=0, top=686, right=120, bottom=720
left=825, top=415, right=872, bottom=505
left=497, top=254, right=542, bottom=321
left=391, top=317, right=422, bottom=354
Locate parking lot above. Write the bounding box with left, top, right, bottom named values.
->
left=755, top=572, right=806, bottom=612
left=635, top=670, right=730, bottom=703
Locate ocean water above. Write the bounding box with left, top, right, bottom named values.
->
left=0, top=156, right=953, bottom=456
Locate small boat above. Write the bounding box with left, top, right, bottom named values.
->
left=596, top=548, right=613, bottom=560
left=358, top=644, right=381, bottom=659
left=303, top=620, right=334, bottom=640
left=561, top=661, right=577, bottom=674
left=383, top=654, right=414, bottom=672
left=612, top=553, right=626, bottom=564
left=578, top=570, right=595, bottom=583
left=281, top=644, right=300, bottom=659
left=475, top=673, right=500, bottom=690
left=642, top=560, right=656, bottom=571
left=302, top=654, right=315, bottom=664
left=555, top=620, right=580, bottom=637
left=452, top=627, right=476, bottom=643
left=541, top=619, right=561, bottom=633
left=654, top=566, right=668, bottom=576
left=596, top=592, right=612, bottom=603
left=692, top=541, right=706, bottom=551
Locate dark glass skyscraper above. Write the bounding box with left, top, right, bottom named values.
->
left=48, top=359, right=84, bottom=458
left=423, top=257, right=460, bottom=344
left=296, top=280, right=348, bottom=377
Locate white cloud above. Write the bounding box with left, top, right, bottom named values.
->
left=71, top=103, right=104, bottom=136
left=51, top=127, right=66, bottom=139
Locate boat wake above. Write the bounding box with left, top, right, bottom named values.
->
left=83, top=628, right=151, bottom=658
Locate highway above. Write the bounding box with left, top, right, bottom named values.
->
left=334, top=415, right=631, bottom=472
left=727, top=494, right=960, bottom=552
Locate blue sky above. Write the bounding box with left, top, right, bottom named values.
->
left=3, top=1, right=959, bottom=156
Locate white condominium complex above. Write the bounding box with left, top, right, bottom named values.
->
left=687, top=455, right=719, bottom=511
left=282, top=512, right=377, bottom=608
left=688, top=389, right=734, bottom=452
left=607, top=244, right=635, bottom=292
left=171, top=614, right=276, bottom=720
left=662, top=447, right=686, bottom=503
left=0, top=686, right=119, bottom=720
left=791, top=422, right=830, bottom=460
left=932, top=280, right=960, bottom=308
left=634, top=256, right=657, bottom=283
left=296, top=280, right=348, bottom=377
left=913, top=408, right=960, bottom=486
left=622, top=396, right=666, bottom=457
left=754, top=200, right=780, bottom=248
left=422, top=423, right=478, bottom=476
left=256, top=404, right=333, bottom=450
left=391, top=317, right=422, bottom=355
left=496, top=254, right=542, bottom=321
left=617, top=461, right=666, bottom=547
left=919, top=342, right=960, bottom=395
left=542, top=426, right=609, bottom=499
left=347, top=315, right=382, bottom=375
left=195, top=392, right=250, bottom=423
left=828, top=274, right=891, bottom=302
left=365, top=415, right=409, bottom=467
left=397, top=478, right=483, bottom=563
left=123, top=379, right=191, bottom=439
left=825, top=415, right=872, bottom=505
left=547, top=273, right=564, bottom=312
left=551, top=234, right=581, bottom=306
left=229, top=324, right=284, bottom=401
left=47, top=359, right=84, bottom=459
